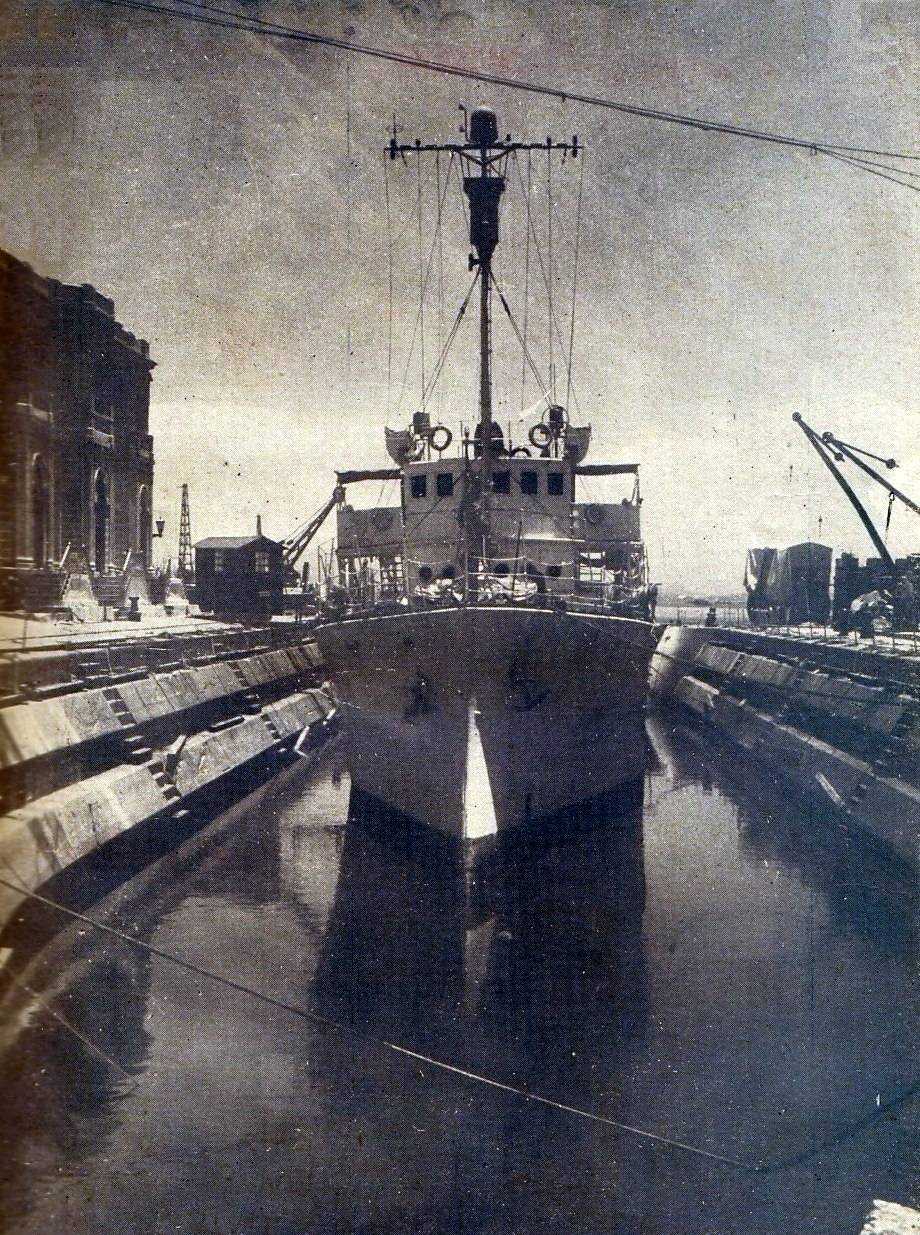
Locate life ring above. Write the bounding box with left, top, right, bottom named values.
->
left=510, top=446, right=531, bottom=458
left=372, top=509, right=394, bottom=532
left=528, top=423, right=553, bottom=449
left=429, top=425, right=453, bottom=453
left=584, top=503, right=604, bottom=527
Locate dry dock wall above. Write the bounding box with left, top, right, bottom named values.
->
left=0, top=630, right=334, bottom=937
left=651, top=625, right=920, bottom=870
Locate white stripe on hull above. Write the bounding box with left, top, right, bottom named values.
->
left=317, top=607, right=655, bottom=843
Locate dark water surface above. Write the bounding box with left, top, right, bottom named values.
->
left=0, top=717, right=917, bottom=1235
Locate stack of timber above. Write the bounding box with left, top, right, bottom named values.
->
left=650, top=624, right=920, bottom=870
left=0, top=626, right=335, bottom=936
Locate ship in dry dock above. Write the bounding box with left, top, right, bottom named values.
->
left=312, top=107, right=659, bottom=844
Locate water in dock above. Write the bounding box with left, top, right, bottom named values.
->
left=0, top=717, right=916, bottom=1235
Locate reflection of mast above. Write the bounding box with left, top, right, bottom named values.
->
left=177, top=483, right=193, bottom=580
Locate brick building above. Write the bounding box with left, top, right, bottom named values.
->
left=0, top=249, right=155, bottom=611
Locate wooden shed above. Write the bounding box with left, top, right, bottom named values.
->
left=194, top=534, right=284, bottom=618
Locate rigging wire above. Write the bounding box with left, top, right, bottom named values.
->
left=435, top=150, right=446, bottom=421
left=419, top=269, right=480, bottom=408
left=491, top=270, right=553, bottom=408
left=511, top=154, right=582, bottom=413
left=345, top=56, right=353, bottom=405
left=452, top=149, right=469, bottom=230
left=394, top=155, right=454, bottom=418
left=565, top=150, right=586, bottom=410
left=382, top=152, right=394, bottom=418
left=520, top=150, right=532, bottom=413
left=90, top=0, right=919, bottom=172
left=417, top=154, right=427, bottom=408
left=546, top=147, right=554, bottom=392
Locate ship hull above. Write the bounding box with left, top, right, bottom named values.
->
left=315, top=606, right=656, bottom=844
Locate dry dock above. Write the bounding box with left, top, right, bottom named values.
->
left=651, top=623, right=920, bottom=870
left=0, top=716, right=916, bottom=1235
left=0, top=620, right=334, bottom=940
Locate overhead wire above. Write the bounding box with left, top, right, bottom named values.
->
left=0, top=869, right=748, bottom=1168
left=821, top=148, right=920, bottom=193
left=89, top=0, right=919, bottom=175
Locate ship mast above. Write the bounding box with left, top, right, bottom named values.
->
left=462, top=108, right=505, bottom=466
left=389, top=108, right=578, bottom=567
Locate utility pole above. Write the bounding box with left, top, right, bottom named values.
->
left=177, top=483, right=193, bottom=581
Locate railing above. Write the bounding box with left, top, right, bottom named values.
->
left=320, top=567, right=656, bottom=623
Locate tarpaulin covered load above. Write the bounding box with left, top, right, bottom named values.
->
left=744, top=547, right=776, bottom=622
left=762, top=542, right=832, bottom=625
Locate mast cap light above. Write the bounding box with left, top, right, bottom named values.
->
left=469, top=107, right=499, bottom=146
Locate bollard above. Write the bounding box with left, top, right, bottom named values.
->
left=128, top=595, right=142, bottom=622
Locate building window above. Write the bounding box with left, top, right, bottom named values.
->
left=213, top=550, right=226, bottom=573
left=411, top=474, right=427, bottom=499
left=492, top=470, right=510, bottom=494
left=520, top=470, right=538, bottom=495
left=254, top=551, right=270, bottom=573
left=31, top=455, right=49, bottom=566
left=436, top=472, right=454, bottom=497
left=137, top=485, right=151, bottom=553
left=547, top=472, right=565, bottom=496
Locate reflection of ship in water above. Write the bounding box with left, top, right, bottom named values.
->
left=311, top=780, right=648, bottom=1076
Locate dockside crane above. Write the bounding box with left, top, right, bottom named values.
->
left=282, top=486, right=346, bottom=581
left=819, top=430, right=920, bottom=520
left=281, top=468, right=401, bottom=580
left=793, top=413, right=919, bottom=627
left=793, top=414, right=896, bottom=572
left=792, top=414, right=919, bottom=570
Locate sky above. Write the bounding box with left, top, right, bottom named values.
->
left=1, top=0, right=917, bottom=590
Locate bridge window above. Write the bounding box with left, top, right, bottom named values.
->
left=491, top=470, right=510, bottom=494
left=410, top=474, right=427, bottom=499
left=213, top=550, right=225, bottom=573
left=547, top=471, right=565, bottom=496
left=520, top=470, right=538, bottom=495
left=436, top=472, right=454, bottom=497
left=254, top=551, right=270, bottom=573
